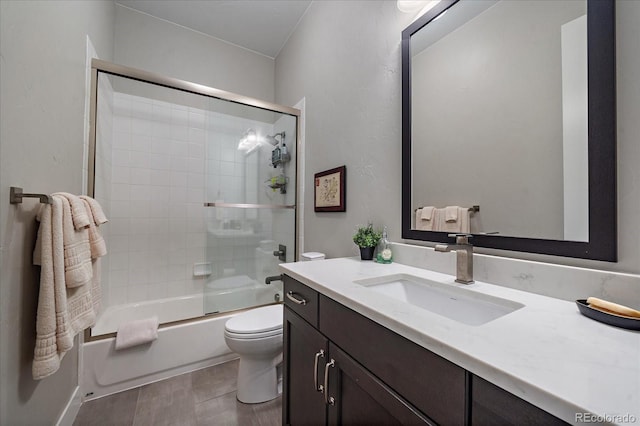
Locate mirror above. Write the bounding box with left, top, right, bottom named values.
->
left=401, top=0, right=616, bottom=261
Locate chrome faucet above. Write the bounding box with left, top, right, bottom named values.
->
left=434, top=234, right=474, bottom=284
left=265, top=274, right=284, bottom=285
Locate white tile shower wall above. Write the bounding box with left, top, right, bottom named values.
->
left=104, top=91, right=295, bottom=306
left=205, top=113, right=276, bottom=280
left=109, top=92, right=207, bottom=304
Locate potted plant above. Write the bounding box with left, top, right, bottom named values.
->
left=353, top=224, right=382, bottom=260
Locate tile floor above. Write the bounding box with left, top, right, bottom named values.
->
left=73, top=359, right=282, bottom=426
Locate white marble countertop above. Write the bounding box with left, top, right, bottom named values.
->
left=280, top=258, right=640, bottom=426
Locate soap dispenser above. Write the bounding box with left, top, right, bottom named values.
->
left=377, top=226, right=393, bottom=264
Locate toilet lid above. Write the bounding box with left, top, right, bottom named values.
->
left=225, top=304, right=283, bottom=334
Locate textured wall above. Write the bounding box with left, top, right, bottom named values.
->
left=114, top=4, right=275, bottom=102
left=275, top=0, right=640, bottom=275
left=614, top=0, right=640, bottom=274
left=0, top=1, right=115, bottom=424
left=275, top=1, right=414, bottom=258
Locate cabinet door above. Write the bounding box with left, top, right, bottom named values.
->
left=471, top=375, right=568, bottom=426
left=325, top=343, right=435, bottom=426
left=283, top=307, right=328, bottom=426
left=320, top=295, right=467, bottom=425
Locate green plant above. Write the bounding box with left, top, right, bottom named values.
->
left=353, top=224, right=382, bottom=248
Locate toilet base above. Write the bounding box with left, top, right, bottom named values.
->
left=236, top=356, right=282, bottom=403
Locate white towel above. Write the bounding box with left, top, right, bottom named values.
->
left=32, top=194, right=105, bottom=380
left=59, top=196, right=93, bottom=288
left=81, top=199, right=107, bottom=259
left=415, top=207, right=436, bottom=231
left=81, top=198, right=107, bottom=315
left=115, top=317, right=159, bottom=350
left=445, top=206, right=459, bottom=223
left=79, top=195, right=108, bottom=225
left=53, top=192, right=91, bottom=230
left=33, top=197, right=70, bottom=380
left=421, top=206, right=435, bottom=221
left=434, top=207, right=470, bottom=233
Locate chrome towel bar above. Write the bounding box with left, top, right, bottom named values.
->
left=9, top=187, right=53, bottom=204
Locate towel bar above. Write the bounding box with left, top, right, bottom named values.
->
left=415, top=205, right=480, bottom=213
left=10, top=187, right=53, bottom=204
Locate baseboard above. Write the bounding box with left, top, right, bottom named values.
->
left=56, top=385, right=82, bottom=426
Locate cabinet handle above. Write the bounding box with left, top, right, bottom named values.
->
left=314, top=349, right=325, bottom=392
left=286, top=291, right=307, bottom=305
left=324, top=359, right=336, bottom=406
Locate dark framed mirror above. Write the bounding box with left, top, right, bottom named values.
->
left=401, top=0, right=616, bottom=261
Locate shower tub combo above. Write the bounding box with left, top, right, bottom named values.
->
left=83, top=59, right=298, bottom=399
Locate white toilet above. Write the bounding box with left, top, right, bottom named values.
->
left=224, top=304, right=283, bottom=403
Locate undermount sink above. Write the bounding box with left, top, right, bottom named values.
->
left=354, top=274, right=524, bottom=326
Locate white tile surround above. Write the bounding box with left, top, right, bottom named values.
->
left=96, top=86, right=296, bottom=309
left=391, top=242, right=640, bottom=307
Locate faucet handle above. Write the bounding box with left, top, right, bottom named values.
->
left=447, top=233, right=473, bottom=244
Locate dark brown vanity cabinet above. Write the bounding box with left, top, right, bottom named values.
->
left=471, top=376, right=568, bottom=426
left=283, top=275, right=456, bottom=425
left=283, top=275, right=567, bottom=425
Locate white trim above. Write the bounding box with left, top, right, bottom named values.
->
left=55, top=386, right=82, bottom=426
left=294, top=98, right=306, bottom=256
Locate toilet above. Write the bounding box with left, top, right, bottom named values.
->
left=224, top=304, right=283, bottom=403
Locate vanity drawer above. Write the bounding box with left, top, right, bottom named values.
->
left=283, top=275, right=319, bottom=327
left=319, top=294, right=466, bottom=426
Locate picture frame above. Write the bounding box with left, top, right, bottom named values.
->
left=314, top=166, right=346, bottom=212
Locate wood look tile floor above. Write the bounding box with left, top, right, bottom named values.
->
left=73, top=359, right=282, bottom=426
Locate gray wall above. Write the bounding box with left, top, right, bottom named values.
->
left=275, top=0, right=414, bottom=258
left=0, top=3, right=279, bottom=423
left=275, top=0, right=640, bottom=275
left=114, top=4, right=275, bottom=102
left=0, top=1, right=115, bottom=424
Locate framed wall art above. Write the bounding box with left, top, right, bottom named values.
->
left=314, top=166, right=346, bottom=212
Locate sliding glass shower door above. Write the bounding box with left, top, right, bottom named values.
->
left=202, top=100, right=297, bottom=314
left=89, top=60, right=298, bottom=337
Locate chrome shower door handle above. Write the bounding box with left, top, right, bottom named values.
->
left=286, top=291, right=307, bottom=305
left=324, top=359, right=336, bottom=405
left=313, top=349, right=325, bottom=392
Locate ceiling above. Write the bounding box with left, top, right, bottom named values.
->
left=116, top=0, right=313, bottom=59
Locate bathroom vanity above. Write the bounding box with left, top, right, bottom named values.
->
left=280, top=258, right=640, bottom=425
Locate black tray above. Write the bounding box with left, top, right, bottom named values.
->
left=576, top=299, right=640, bottom=331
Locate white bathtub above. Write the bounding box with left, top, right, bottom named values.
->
left=82, top=289, right=283, bottom=400
left=91, top=294, right=203, bottom=336
left=91, top=279, right=283, bottom=336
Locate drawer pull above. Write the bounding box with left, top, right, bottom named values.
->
left=324, top=359, right=336, bottom=406
left=314, top=349, right=325, bottom=393
left=286, top=291, right=307, bottom=305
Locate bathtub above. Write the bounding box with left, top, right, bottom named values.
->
left=91, top=279, right=283, bottom=336
left=91, top=294, right=203, bottom=336
left=82, top=289, right=282, bottom=400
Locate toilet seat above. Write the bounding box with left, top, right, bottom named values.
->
left=224, top=328, right=282, bottom=340
left=225, top=304, right=283, bottom=336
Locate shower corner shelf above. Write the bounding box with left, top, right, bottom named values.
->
left=265, top=176, right=289, bottom=194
